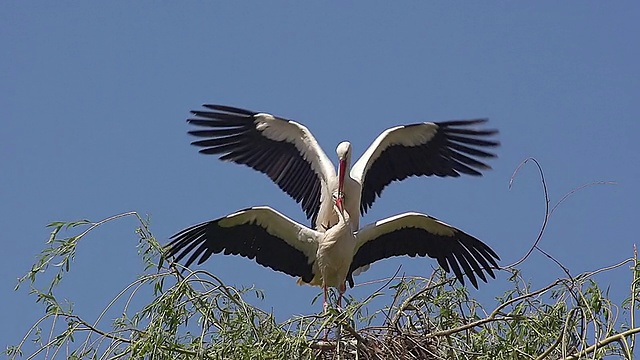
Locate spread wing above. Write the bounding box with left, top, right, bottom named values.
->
left=350, top=212, right=500, bottom=288
left=351, top=119, right=499, bottom=214
left=188, top=104, right=336, bottom=225
left=166, top=206, right=322, bottom=283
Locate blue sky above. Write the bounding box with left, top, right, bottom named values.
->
left=2, top=2, right=639, bottom=353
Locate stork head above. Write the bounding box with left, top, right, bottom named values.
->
left=336, top=141, right=351, bottom=201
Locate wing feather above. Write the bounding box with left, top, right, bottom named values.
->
left=202, top=104, right=255, bottom=115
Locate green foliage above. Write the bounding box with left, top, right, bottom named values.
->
left=5, top=212, right=640, bottom=359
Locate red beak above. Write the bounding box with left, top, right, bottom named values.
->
left=338, top=158, right=346, bottom=197
left=336, top=158, right=346, bottom=212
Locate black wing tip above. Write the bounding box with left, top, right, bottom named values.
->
left=188, top=105, right=257, bottom=122
left=468, top=276, right=479, bottom=289
left=475, top=254, right=501, bottom=286
left=438, top=118, right=500, bottom=139
left=201, top=104, right=256, bottom=115
left=455, top=269, right=492, bottom=290
left=436, top=118, right=489, bottom=126
left=482, top=139, right=501, bottom=147
left=475, top=163, right=494, bottom=171
left=454, top=273, right=467, bottom=287
left=196, top=148, right=217, bottom=155
left=189, top=110, right=249, bottom=118
left=187, top=129, right=205, bottom=136
left=488, top=250, right=501, bottom=263
left=190, top=110, right=214, bottom=117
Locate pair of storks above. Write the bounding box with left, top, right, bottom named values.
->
left=166, top=105, right=500, bottom=310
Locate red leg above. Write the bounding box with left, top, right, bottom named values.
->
left=337, top=282, right=346, bottom=309
left=323, top=284, right=329, bottom=312
left=323, top=284, right=330, bottom=340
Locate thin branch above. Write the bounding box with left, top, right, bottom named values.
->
left=550, top=181, right=616, bottom=216
left=535, top=246, right=573, bottom=279
left=75, top=212, right=139, bottom=242
left=506, top=157, right=550, bottom=268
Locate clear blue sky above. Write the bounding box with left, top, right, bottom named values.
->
left=2, top=2, right=639, bottom=352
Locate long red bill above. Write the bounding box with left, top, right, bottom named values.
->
left=338, top=158, right=346, bottom=199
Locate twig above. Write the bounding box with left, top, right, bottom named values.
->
left=506, top=158, right=550, bottom=268
left=535, top=246, right=573, bottom=279
left=550, top=181, right=616, bottom=216
left=576, top=258, right=634, bottom=280
left=76, top=212, right=140, bottom=241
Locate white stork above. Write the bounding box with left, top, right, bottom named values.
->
left=166, top=196, right=500, bottom=310
left=186, top=105, right=499, bottom=234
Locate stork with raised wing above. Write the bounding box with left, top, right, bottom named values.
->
left=186, top=105, right=499, bottom=233
left=166, top=195, right=500, bottom=310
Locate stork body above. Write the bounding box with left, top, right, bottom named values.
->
left=314, top=208, right=354, bottom=288
left=313, top=202, right=355, bottom=308
left=187, top=105, right=499, bottom=234
left=166, top=199, right=500, bottom=310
